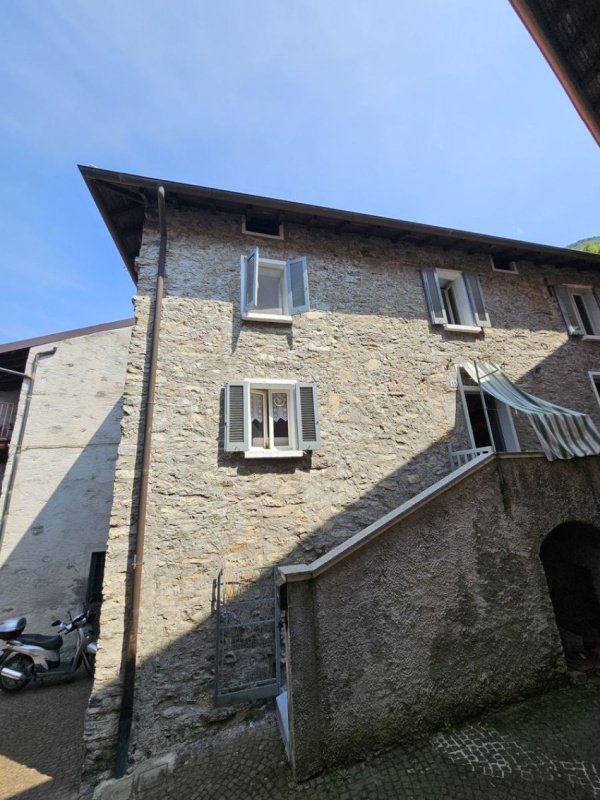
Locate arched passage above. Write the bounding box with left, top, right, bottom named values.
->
left=540, top=521, right=600, bottom=672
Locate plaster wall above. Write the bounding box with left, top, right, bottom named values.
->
left=0, top=326, right=131, bottom=632
left=284, top=454, right=600, bottom=779
left=84, top=208, right=600, bottom=778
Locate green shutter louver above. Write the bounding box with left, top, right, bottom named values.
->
left=287, top=256, right=310, bottom=314
left=225, top=382, right=248, bottom=451
left=463, top=272, right=491, bottom=328
left=243, top=248, right=259, bottom=312
left=421, top=268, right=447, bottom=325
left=295, top=384, right=320, bottom=450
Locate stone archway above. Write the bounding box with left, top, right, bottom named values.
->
left=540, top=521, right=600, bottom=673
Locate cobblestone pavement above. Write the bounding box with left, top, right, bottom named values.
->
left=123, top=677, right=600, bottom=800
left=0, top=672, right=92, bottom=800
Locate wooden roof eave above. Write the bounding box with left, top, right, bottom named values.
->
left=79, top=166, right=600, bottom=284
left=509, top=0, right=600, bottom=147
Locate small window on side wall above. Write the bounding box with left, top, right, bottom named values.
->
left=243, top=212, right=284, bottom=239
left=555, top=285, right=600, bottom=338
left=421, top=267, right=490, bottom=331
left=241, top=248, right=310, bottom=323
left=224, top=380, right=319, bottom=458
left=491, top=256, right=518, bottom=274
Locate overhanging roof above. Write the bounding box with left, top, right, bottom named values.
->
left=80, top=165, right=600, bottom=284
left=509, top=0, right=600, bottom=146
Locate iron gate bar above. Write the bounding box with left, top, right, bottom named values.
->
left=214, top=566, right=281, bottom=707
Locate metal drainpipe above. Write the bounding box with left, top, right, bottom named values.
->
left=0, top=348, right=57, bottom=551
left=115, top=185, right=167, bottom=777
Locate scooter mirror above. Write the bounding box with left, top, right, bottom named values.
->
left=51, top=620, right=61, bottom=627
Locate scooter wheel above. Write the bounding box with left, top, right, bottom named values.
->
left=0, top=653, right=33, bottom=693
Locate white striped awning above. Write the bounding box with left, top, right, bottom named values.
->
left=463, top=360, right=600, bottom=461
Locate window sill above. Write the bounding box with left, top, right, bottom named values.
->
left=582, top=335, right=600, bottom=342
left=244, top=449, right=304, bottom=459
left=243, top=312, right=293, bottom=324
left=443, top=323, right=482, bottom=334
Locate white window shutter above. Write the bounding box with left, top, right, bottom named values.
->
left=286, top=256, right=310, bottom=315
left=463, top=272, right=491, bottom=328
left=555, top=285, right=583, bottom=336
left=421, top=268, right=447, bottom=325
left=295, top=384, right=320, bottom=450
left=242, top=248, right=259, bottom=312
left=224, top=382, right=249, bottom=451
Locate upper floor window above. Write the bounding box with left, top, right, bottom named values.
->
left=242, top=212, right=284, bottom=239
left=241, top=248, right=310, bottom=323
left=555, top=285, right=600, bottom=339
left=421, top=267, right=490, bottom=332
left=588, top=371, right=600, bottom=409
left=490, top=256, right=518, bottom=274
left=224, top=379, right=319, bottom=458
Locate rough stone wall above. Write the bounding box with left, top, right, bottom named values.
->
left=0, top=326, right=131, bottom=632
left=84, top=207, right=600, bottom=779
left=284, top=454, right=600, bottom=779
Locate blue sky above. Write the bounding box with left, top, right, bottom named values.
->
left=1, top=0, right=598, bottom=343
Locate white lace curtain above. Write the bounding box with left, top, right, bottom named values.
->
left=251, top=392, right=288, bottom=422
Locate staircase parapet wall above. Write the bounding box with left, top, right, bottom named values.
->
left=281, top=453, right=600, bottom=780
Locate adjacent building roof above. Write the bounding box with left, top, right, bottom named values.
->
left=0, top=318, right=134, bottom=356
left=80, top=165, right=600, bottom=284
left=509, top=0, right=600, bottom=146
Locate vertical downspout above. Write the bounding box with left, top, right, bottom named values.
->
left=115, top=186, right=167, bottom=777
left=0, top=348, right=57, bottom=550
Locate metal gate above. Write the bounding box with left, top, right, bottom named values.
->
left=214, top=566, right=281, bottom=707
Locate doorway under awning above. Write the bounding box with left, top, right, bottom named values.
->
left=463, top=360, right=600, bottom=461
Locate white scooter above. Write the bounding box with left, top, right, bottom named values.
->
left=0, top=609, right=97, bottom=692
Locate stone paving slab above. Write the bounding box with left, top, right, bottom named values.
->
left=99, top=676, right=600, bottom=800
left=0, top=673, right=92, bottom=800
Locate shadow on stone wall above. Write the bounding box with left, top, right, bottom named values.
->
left=54, top=341, right=600, bottom=790
left=0, top=402, right=124, bottom=798
left=0, top=402, right=124, bottom=622
left=281, top=455, right=600, bottom=779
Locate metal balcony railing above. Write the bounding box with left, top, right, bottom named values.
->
left=448, top=444, right=494, bottom=471
left=0, top=402, right=17, bottom=442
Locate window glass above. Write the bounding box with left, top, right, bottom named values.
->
left=251, top=390, right=267, bottom=447
left=464, top=392, right=507, bottom=451
left=272, top=392, right=289, bottom=446
left=437, top=270, right=477, bottom=327
left=573, top=294, right=595, bottom=335
left=256, top=267, right=283, bottom=314
left=442, top=285, right=459, bottom=325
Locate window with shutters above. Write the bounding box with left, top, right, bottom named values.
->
left=588, top=371, right=600, bottom=409
left=240, top=248, right=309, bottom=323
left=224, top=379, right=319, bottom=458
left=421, top=267, right=490, bottom=332
left=555, top=285, right=600, bottom=339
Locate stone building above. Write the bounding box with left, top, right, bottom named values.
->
left=78, top=166, right=600, bottom=786
left=0, top=320, right=132, bottom=631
